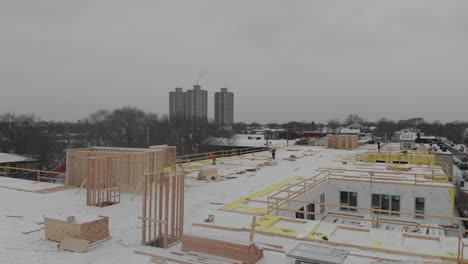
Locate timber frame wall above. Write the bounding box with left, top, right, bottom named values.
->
left=327, top=135, right=359, bottom=150
left=141, top=171, right=185, bottom=248
left=66, top=147, right=176, bottom=206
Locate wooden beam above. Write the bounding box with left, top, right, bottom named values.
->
left=192, top=223, right=245, bottom=232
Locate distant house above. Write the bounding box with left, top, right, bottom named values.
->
left=0, top=153, right=39, bottom=171
left=321, top=127, right=333, bottom=134
left=393, top=129, right=420, bottom=142
left=338, top=123, right=362, bottom=135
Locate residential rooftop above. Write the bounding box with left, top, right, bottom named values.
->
left=0, top=143, right=465, bottom=264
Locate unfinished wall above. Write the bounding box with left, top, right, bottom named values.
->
left=277, top=179, right=454, bottom=225
left=141, top=172, right=185, bottom=248
left=66, top=147, right=176, bottom=194
left=325, top=180, right=453, bottom=224
left=327, top=135, right=359, bottom=150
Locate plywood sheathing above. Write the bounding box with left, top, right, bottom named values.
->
left=44, top=216, right=110, bottom=243
left=327, top=135, right=359, bottom=150
left=66, top=147, right=176, bottom=195
left=182, top=234, right=264, bottom=264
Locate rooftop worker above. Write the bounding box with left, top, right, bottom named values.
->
left=271, top=148, right=276, bottom=160
left=210, top=152, right=216, bottom=165
left=428, top=146, right=433, bottom=154
left=377, top=142, right=381, bottom=154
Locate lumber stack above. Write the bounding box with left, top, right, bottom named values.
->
left=44, top=215, right=110, bottom=243
left=197, top=168, right=218, bottom=180
left=327, top=135, right=359, bottom=150
left=182, top=234, right=263, bottom=264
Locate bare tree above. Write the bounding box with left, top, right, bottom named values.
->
left=327, top=119, right=341, bottom=132
left=107, top=106, right=146, bottom=147
left=375, top=118, right=397, bottom=139
left=344, top=114, right=364, bottom=126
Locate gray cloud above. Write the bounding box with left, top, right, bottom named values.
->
left=1, top=0, right=467, bottom=123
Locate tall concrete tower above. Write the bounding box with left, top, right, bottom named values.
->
left=214, top=88, right=234, bottom=126
left=186, top=84, right=208, bottom=121
left=169, top=87, right=187, bottom=121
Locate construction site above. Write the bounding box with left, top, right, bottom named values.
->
left=0, top=138, right=467, bottom=264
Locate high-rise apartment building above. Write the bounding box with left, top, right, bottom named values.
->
left=169, top=87, right=187, bottom=121
left=214, top=88, right=234, bottom=126
left=186, top=84, right=208, bottom=121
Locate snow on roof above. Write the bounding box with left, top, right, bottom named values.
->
left=339, top=128, right=360, bottom=134
left=0, top=145, right=461, bottom=263
left=209, top=134, right=290, bottom=147
left=0, top=152, right=36, bottom=164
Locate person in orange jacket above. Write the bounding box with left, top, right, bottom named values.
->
left=210, top=153, right=216, bottom=165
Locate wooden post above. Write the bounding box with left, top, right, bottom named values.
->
left=249, top=216, right=257, bottom=242
left=457, top=237, right=461, bottom=264
left=267, top=196, right=270, bottom=215
left=142, top=175, right=147, bottom=244
left=171, top=173, right=176, bottom=242
left=148, top=173, right=153, bottom=242
left=164, top=174, right=169, bottom=248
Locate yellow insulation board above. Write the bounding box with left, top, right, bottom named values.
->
left=222, top=176, right=304, bottom=214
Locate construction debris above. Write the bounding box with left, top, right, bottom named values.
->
left=263, top=160, right=278, bottom=166
left=4, top=215, right=24, bottom=218
left=22, top=227, right=44, bottom=235
left=134, top=250, right=192, bottom=264
left=204, top=215, right=215, bottom=223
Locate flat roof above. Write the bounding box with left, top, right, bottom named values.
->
left=0, top=144, right=462, bottom=263
left=0, top=152, right=36, bottom=164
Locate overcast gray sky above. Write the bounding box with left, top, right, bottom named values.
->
left=1, top=0, right=467, bottom=123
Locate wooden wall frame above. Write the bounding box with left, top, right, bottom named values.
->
left=67, top=147, right=176, bottom=199
left=141, top=171, right=185, bottom=249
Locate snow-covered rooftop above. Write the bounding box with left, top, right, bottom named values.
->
left=0, top=152, right=36, bottom=164
left=0, top=144, right=464, bottom=263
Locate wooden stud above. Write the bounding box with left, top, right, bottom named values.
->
left=249, top=216, right=257, bottom=242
